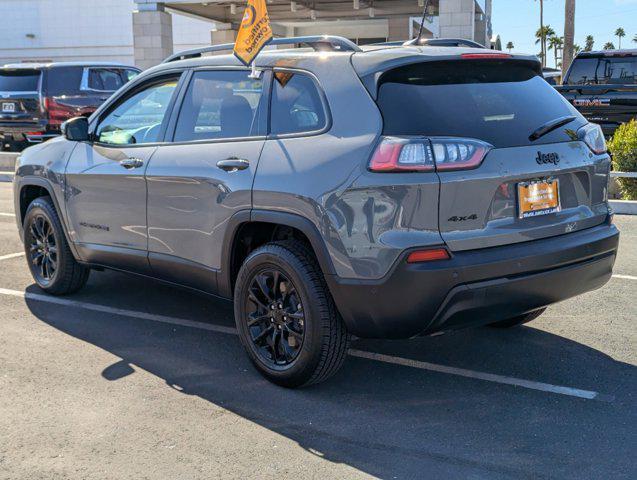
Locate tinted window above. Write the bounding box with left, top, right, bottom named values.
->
left=88, top=68, right=125, bottom=91
left=0, top=70, right=41, bottom=91
left=123, top=69, right=140, bottom=83
left=566, top=56, right=637, bottom=85
left=96, top=78, right=178, bottom=145
left=47, top=67, right=83, bottom=95
left=270, top=72, right=327, bottom=135
left=174, top=71, right=265, bottom=142
left=377, top=60, right=582, bottom=148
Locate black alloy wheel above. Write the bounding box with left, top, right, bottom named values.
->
left=27, top=214, right=58, bottom=286
left=245, top=268, right=305, bottom=368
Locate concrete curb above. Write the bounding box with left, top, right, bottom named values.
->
left=610, top=200, right=637, bottom=215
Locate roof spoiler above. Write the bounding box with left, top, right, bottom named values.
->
left=163, top=35, right=362, bottom=64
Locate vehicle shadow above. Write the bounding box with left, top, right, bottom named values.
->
left=23, top=270, right=637, bottom=480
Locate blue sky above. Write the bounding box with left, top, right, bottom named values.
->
left=492, top=0, right=637, bottom=67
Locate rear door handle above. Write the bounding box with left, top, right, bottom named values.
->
left=119, top=158, right=144, bottom=169
left=216, top=158, right=250, bottom=172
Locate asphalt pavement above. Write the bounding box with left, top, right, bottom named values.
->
left=0, top=182, right=635, bottom=479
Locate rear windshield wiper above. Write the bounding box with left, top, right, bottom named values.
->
left=529, top=115, right=577, bottom=141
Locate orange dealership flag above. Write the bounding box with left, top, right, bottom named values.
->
left=233, top=0, right=273, bottom=66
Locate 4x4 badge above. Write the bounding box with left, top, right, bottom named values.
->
left=536, top=151, right=560, bottom=165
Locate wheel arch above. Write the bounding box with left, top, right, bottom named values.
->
left=219, top=209, right=337, bottom=299
left=16, top=176, right=80, bottom=260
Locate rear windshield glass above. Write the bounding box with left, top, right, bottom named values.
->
left=47, top=67, right=83, bottom=96
left=566, top=56, right=637, bottom=85
left=0, top=70, right=41, bottom=92
left=377, top=60, right=583, bottom=148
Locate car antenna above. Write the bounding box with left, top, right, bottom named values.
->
left=416, top=0, right=431, bottom=43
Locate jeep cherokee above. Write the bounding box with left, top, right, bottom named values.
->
left=13, top=37, right=620, bottom=387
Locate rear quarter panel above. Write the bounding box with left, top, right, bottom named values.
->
left=253, top=56, right=442, bottom=280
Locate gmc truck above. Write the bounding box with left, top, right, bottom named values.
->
left=556, top=49, right=637, bottom=137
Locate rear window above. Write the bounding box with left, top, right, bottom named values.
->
left=0, top=70, right=41, bottom=92
left=566, top=56, right=637, bottom=85
left=377, top=60, right=583, bottom=148
left=46, top=67, right=83, bottom=96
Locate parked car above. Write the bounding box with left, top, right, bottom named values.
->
left=13, top=37, right=619, bottom=387
left=0, top=62, right=140, bottom=151
left=556, top=49, right=637, bottom=137
left=542, top=67, right=561, bottom=85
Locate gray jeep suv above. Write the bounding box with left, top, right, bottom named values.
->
left=13, top=37, right=620, bottom=387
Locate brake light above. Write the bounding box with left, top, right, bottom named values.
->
left=44, top=97, right=77, bottom=127
left=578, top=123, right=607, bottom=154
left=407, top=248, right=450, bottom=263
left=461, top=53, right=512, bottom=59
left=369, top=137, right=492, bottom=172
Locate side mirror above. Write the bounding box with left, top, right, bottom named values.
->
left=62, top=116, right=90, bottom=142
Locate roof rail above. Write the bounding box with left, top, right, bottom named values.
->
left=163, top=35, right=362, bottom=64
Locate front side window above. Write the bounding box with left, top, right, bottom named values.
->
left=96, top=78, right=179, bottom=145
left=270, top=71, right=327, bottom=135
left=88, top=68, right=125, bottom=91
left=174, top=70, right=265, bottom=142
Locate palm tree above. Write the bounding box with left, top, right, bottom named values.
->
left=573, top=44, right=581, bottom=55
left=615, top=27, right=625, bottom=49
left=584, top=34, right=594, bottom=51
left=603, top=42, right=615, bottom=50
left=562, top=0, right=575, bottom=77
left=535, top=25, right=555, bottom=66
left=506, top=41, right=514, bottom=52
left=548, top=35, right=564, bottom=69
left=633, top=34, right=637, bottom=44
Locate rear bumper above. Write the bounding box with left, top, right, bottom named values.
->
left=0, top=121, right=56, bottom=143
left=328, top=220, right=619, bottom=339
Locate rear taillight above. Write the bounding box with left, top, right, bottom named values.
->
left=578, top=123, right=607, bottom=154
left=369, top=137, right=492, bottom=172
left=44, top=97, right=77, bottom=127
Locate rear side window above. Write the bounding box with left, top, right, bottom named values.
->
left=270, top=71, right=327, bottom=135
left=377, top=60, right=582, bottom=148
left=174, top=70, right=266, bottom=142
left=566, top=56, right=637, bottom=85
left=88, top=68, right=125, bottom=91
left=0, top=70, right=41, bottom=92
left=46, top=67, right=83, bottom=96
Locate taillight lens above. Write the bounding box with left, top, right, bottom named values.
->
left=369, top=137, right=492, bottom=172
left=579, top=123, right=607, bottom=154
left=44, top=97, right=77, bottom=127
left=406, top=248, right=450, bottom=263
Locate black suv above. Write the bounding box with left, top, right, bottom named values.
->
left=557, top=49, right=637, bottom=137
left=0, top=62, right=140, bottom=150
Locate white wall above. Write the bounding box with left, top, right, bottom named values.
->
left=0, top=0, right=213, bottom=65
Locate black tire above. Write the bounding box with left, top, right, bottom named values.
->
left=234, top=240, right=350, bottom=388
left=488, top=308, right=546, bottom=328
left=23, top=196, right=90, bottom=295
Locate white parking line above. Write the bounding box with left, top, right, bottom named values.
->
left=0, top=286, right=609, bottom=402
left=0, top=212, right=15, bottom=217
left=613, top=274, right=637, bottom=281
left=0, top=252, right=24, bottom=261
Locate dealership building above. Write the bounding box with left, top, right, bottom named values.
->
left=0, top=0, right=496, bottom=70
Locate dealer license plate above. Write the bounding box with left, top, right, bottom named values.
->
left=2, top=103, right=16, bottom=113
left=517, top=179, right=560, bottom=219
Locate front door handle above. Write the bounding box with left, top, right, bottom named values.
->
left=119, top=158, right=144, bottom=169
left=217, top=158, right=250, bottom=172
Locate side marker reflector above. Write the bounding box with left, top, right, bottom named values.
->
left=407, top=249, right=450, bottom=263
